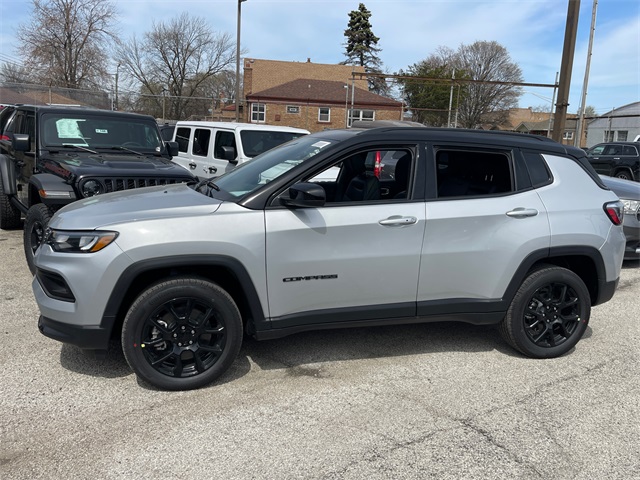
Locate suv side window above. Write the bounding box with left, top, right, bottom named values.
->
left=622, top=146, right=637, bottom=155
left=522, top=151, right=552, bottom=187
left=603, top=145, right=622, bottom=155
left=436, top=148, right=512, bottom=198
left=14, top=111, right=36, bottom=152
left=175, top=127, right=191, bottom=153
left=192, top=128, right=211, bottom=157
left=214, top=131, right=237, bottom=160
left=307, top=148, right=414, bottom=203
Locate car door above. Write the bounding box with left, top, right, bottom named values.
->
left=264, top=146, right=425, bottom=327
left=417, top=147, right=550, bottom=311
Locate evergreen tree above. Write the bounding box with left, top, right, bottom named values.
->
left=343, top=3, right=388, bottom=95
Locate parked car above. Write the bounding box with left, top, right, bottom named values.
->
left=0, top=105, right=196, bottom=273
left=586, top=142, right=640, bottom=181
left=33, top=127, right=625, bottom=390
left=601, top=175, right=640, bottom=260
left=171, top=121, right=309, bottom=178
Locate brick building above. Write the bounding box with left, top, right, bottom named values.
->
left=242, top=58, right=403, bottom=132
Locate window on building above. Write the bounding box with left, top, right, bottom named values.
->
left=318, top=107, right=330, bottom=123
left=562, top=131, right=574, bottom=140
left=604, top=130, right=615, bottom=142
left=348, top=109, right=375, bottom=126
left=617, top=131, right=628, bottom=141
left=251, top=103, right=266, bottom=123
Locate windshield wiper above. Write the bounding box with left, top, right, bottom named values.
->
left=111, top=146, right=144, bottom=156
left=61, top=144, right=98, bottom=154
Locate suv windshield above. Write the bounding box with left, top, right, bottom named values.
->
left=41, top=113, right=163, bottom=151
left=214, top=135, right=334, bottom=198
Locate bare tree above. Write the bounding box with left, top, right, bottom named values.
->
left=17, top=0, right=117, bottom=89
left=453, top=41, right=523, bottom=128
left=115, top=13, right=237, bottom=120
left=0, top=62, right=34, bottom=84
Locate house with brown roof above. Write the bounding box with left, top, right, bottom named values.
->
left=515, top=116, right=578, bottom=146
left=242, top=58, right=403, bottom=132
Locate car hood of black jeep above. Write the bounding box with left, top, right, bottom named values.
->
left=42, top=151, right=188, bottom=175
left=49, top=183, right=222, bottom=230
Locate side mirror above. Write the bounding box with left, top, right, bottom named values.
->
left=280, top=183, right=326, bottom=208
left=12, top=133, right=30, bottom=152
left=221, top=145, right=237, bottom=163
left=166, top=141, right=179, bottom=157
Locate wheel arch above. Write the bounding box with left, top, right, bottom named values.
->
left=28, top=173, right=76, bottom=207
left=102, top=255, right=266, bottom=342
left=613, top=167, right=635, bottom=181
left=505, top=246, right=610, bottom=308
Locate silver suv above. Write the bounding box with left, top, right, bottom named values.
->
left=33, top=128, right=626, bottom=390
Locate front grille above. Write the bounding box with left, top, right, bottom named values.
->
left=100, top=177, right=189, bottom=193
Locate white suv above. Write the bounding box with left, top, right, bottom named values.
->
left=171, top=121, right=308, bottom=178
left=33, top=128, right=626, bottom=390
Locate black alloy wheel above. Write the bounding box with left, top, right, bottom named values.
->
left=500, top=265, right=591, bottom=358
left=522, top=282, right=582, bottom=348
left=122, top=277, right=243, bottom=390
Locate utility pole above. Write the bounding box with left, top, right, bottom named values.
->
left=235, top=0, right=247, bottom=122
left=552, top=0, right=580, bottom=143
left=447, top=69, right=455, bottom=127
left=575, top=0, right=598, bottom=147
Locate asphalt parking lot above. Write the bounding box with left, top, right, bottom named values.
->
left=1, top=227, right=639, bottom=479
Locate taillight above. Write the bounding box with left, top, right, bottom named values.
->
left=604, top=201, right=624, bottom=225
left=0, top=135, right=9, bottom=141
left=374, top=151, right=382, bottom=178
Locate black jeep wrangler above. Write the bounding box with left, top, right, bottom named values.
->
left=0, top=105, right=195, bottom=273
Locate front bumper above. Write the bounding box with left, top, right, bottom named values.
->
left=38, top=315, right=114, bottom=350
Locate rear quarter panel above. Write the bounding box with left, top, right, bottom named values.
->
left=538, top=154, right=625, bottom=280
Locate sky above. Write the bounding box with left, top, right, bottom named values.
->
left=0, top=0, right=638, bottom=116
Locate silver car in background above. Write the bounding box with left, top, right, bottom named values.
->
left=601, top=175, right=640, bottom=260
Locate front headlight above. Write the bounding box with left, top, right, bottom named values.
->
left=621, top=199, right=640, bottom=215
left=46, top=230, right=118, bottom=253
left=80, top=179, right=104, bottom=197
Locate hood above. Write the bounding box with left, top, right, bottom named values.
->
left=49, top=183, right=222, bottom=230
left=41, top=151, right=191, bottom=177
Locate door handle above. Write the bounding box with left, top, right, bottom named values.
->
left=189, top=162, right=197, bottom=169
left=379, top=215, right=418, bottom=226
left=506, top=208, right=539, bottom=218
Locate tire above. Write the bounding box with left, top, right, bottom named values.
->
left=0, top=178, right=21, bottom=230
left=499, top=266, right=591, bottom=358
left=121, top=277, right=243, bottom=390
left=23, top=203, right=52, bottom=274
left=614, top=170, right=634, bottom=181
